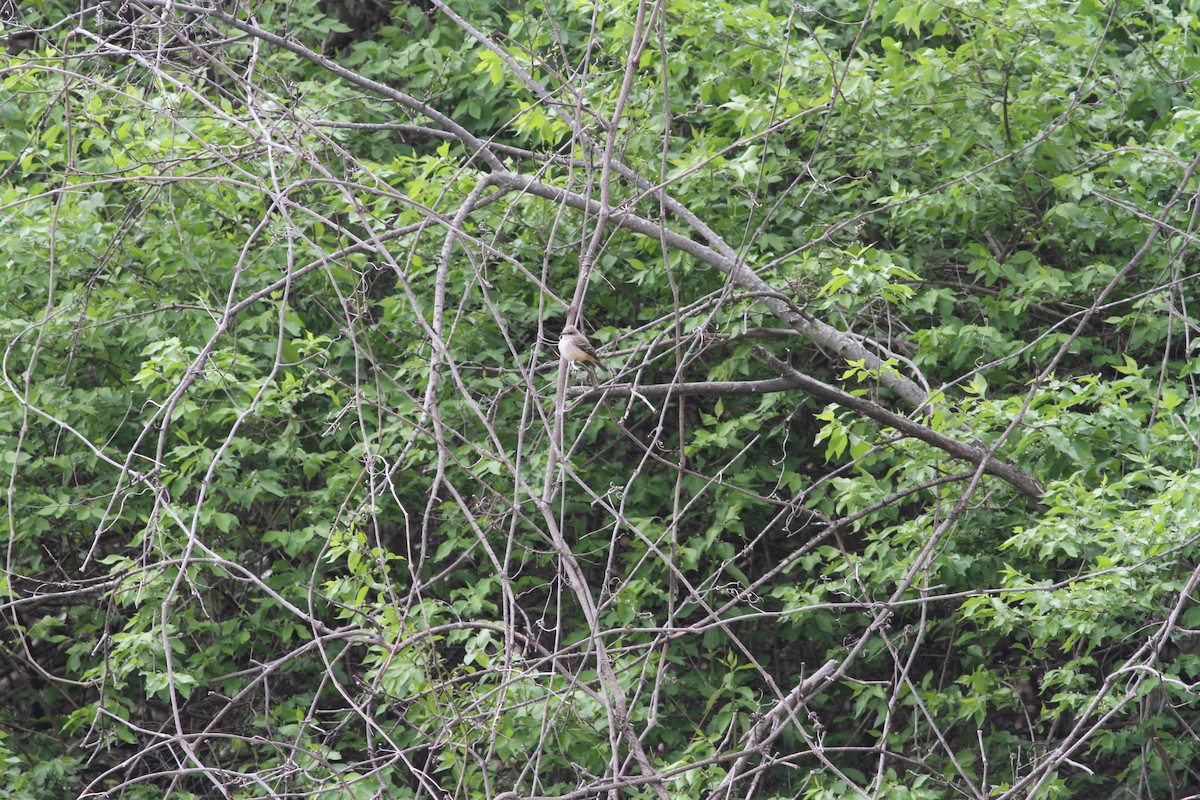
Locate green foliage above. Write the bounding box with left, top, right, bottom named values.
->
left=2, top=0, right=1200, bottom=797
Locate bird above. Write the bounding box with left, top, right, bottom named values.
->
left=558, top=323, right=604, bottom=382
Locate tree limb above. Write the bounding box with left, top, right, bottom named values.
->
left=753, top=348, right=1044, bottom=499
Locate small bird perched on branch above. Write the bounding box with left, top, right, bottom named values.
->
left=558, top=323, right=604, bottom=383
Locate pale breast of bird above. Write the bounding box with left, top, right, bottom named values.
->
left=558, top=336, right=588, bottom=362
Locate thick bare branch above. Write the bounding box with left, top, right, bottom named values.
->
left=753, top=348, right=1045, bottom=499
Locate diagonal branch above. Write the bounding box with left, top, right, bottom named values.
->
left=752, top=348, right=1045, bottom=499
left=565, top=355, right=1043, bottom=500
left=496, top=172, right=930, bottom=406
left=705, top=659, right=839, bottom=800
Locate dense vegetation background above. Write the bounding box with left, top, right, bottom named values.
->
left=2, top=0, right=1200, bottom=797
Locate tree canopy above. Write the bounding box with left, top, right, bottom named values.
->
left=3, top=0, right=1200, bottom=798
